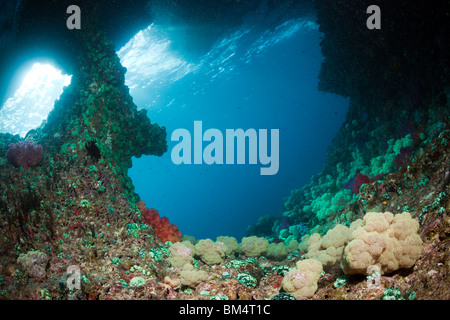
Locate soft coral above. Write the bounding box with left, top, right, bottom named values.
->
left=6, top=140, right=43, bottom=170
left=345, top=173, right=384, bottom=194
left=138, top=201, right=182, bottom=243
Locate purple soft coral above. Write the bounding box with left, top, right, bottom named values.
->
left=6, top=141, right=43, bottom=170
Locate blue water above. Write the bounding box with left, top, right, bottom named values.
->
left=127, top=19, right=349, bottom=240
left=0, top=14, right=349, bottom=240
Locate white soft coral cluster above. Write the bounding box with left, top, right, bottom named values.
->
left=167, top=241, right=196, bottom=267
left=341, top=211, right=423, bottom=275
left=287, top=211, right=423, bottom=298
left=194, top=239, right=228, bottom=265
left=299, top=224, right=350, bottom=272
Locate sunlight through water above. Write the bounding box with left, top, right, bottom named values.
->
left=0, top=62, right=71, bottom=137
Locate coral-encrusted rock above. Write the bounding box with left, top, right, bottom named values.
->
left=6, top=140, right=43, bottom=170
left=17, top=251, right=49, bottom=280
left=39, top=23, right=167, bottom=200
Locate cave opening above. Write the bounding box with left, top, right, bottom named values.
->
left=0, top=62, right=72, bottom=138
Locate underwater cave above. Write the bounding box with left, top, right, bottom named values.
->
left=0, top=0, right=448, bottom=303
